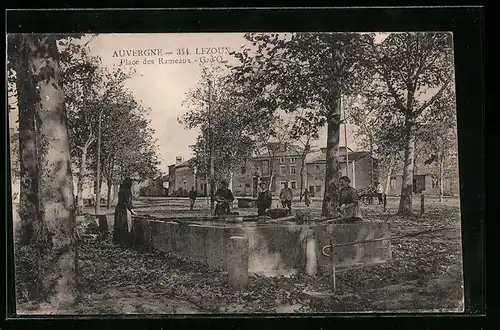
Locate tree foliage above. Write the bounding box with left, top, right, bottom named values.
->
left=180, top=65, right=275, bottom=183
left=357, top=32, right=455, bottom=213
left=229, top=32, right=373, bottom=216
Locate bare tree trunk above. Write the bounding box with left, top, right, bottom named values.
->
left=228, top=170, right=234, bottom=194
left=106, top=158, right=115, bottom=209
left=385, top=156, right=394, bottom=197
left=27, top=34, right=78, bottom=306
left=321, top=95, right=341, bottom=217
left=76, top=144, right=88, bottom=215
left=97, top=161, right=105, bottom=204
left=106, top=178, right=113, bottom=209
left=299, top=159, right=305, bottom=202
left=15, top=37, right=38, bottom=246
left=369, top=134, right=374, bottom=185
left=398, top=120, right=416, bottom=215
left=269, top=154, right=276, bottom=192
left=439, top=151, right=444, bottom=202
left=112, top=182, right=119, bottom=206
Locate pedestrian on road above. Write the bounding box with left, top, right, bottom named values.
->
left=188, top=187, right=197, bottom=210
left=113, top=177, right=137, bottom=247
left=256, top=182, right=272, bottom=216
left=279, top=182, right=293, bottom=215
left=302, top=188, right=311, bottom=207
left=375, top=181, right=384, bottom=204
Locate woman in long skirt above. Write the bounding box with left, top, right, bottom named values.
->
left=113, top=177, right=137, bottom=247
left=338, top=176, right=363, bottom=222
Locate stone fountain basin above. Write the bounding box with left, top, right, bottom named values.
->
left=132, top=215, right=391, bottom=276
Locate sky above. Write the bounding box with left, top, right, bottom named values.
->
left=9, top=32, right=392, bottom=173
left=85, top=33, right=369, bottom=173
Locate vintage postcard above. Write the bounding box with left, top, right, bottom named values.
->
left=8, top=32, right=464, bottom=315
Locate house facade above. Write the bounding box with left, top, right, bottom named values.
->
left=305, top=147, right=379, bottom=198
left=166, top=145, right=379, bottom=199
left=387, top=153, right=459, bottom=197
left=167, top=156, right=209, bottom=197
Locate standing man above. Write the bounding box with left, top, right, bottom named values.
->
left=256, top=182, right=272, bottom=216
left=375, top=181, right=384, bottom=205
left=188, top=186, right=197, bottom=210
left=279, top=182, right=293, bottom=215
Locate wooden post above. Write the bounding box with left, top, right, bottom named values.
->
left=420, top=193, right=425, bottom=215
left=383, top=193, right=387, bottom=213
left=330, top=238, right=336, bottom=293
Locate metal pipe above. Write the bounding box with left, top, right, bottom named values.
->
left=321, top=226, right=453, bottom=255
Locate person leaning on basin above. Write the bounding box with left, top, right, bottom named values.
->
left=113, top=177, right=138, bottom=247
left=256, top=182, right=273, bottom=216
left=214, top=180, right=235, bottom=216
left=338, top=175, right=363, bottom=222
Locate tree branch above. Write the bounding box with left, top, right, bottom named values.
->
left=374, top=67, right=408, bottom=114
left=415, top=78, right=451, bottom=116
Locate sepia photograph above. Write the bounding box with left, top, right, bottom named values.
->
left=7, top=31, right=464, bottom=315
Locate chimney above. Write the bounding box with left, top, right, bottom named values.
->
left=176, top=156, right=183, bottom=165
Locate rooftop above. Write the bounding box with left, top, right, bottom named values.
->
left=307, top=150, right=372, bottom=164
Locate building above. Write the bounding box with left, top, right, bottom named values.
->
left=138, top=174, right=170, bottom=197
left=305, top=147, right=379, bottom=197
left=167, top=145, right=379, bottom=198
left=167, top=156, right=208, bottom=197
left=236, top=144, right=307, bottom=196
left=388, top=152, right=459, bottom=197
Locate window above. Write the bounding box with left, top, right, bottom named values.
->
left=290, top=165, right=297, bottom=175
left=280, top=157, right=286, bottom=163
left=290, top=157, right=296, bottom=163
left=316, top=186, right=322, bottom=194
left=390, top=176, right=397, bottom=188
left=280, top=165, right=287, bottom=175
left=261, top=160, right=269, bottom=175
left=291, top=181, right=297, bottom=189
left=309, top=186, right=315, bottom=194
left=241, top=166, right=246, bottom=175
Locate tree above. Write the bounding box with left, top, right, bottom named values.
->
left=100, top=104, right=161, bottom=207
left=359, top=32, right=454, bottom=214
left=288, top=113, right=319, bottom=201
left=9, top=34, right=78, bottom=307
left=231, top=33, right=371, bottom=217
left=417, top=88, right=458, bottom=201
left=62, top=46, right=131, bottom=213
left=254, top=116, right=296, bottom=192
left=180, top=65, right=275, bottom=196
left=8, top=35, right=39, bottom=246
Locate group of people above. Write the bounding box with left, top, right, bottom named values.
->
left=186, top=180, right=235, bottom=215
left=112, top=175, right=372, bottom=247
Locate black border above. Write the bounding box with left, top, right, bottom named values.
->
left=4, top=6, right=486, bottom=330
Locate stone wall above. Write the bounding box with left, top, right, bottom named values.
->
left=132, top=217, right=391, bottom=276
